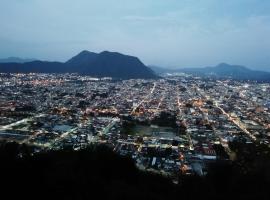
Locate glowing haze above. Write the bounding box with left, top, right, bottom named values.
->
left=0, top=0, right=270, bottom=70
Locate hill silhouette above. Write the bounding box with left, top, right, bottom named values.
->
left=0, top=51, right=157, bottom=79
left=150, top=63, right=270, bottom=82
left=0, top=57, right=36, bottom=63
left=1, top=141, right=269, bottom=200
left=180, top=63, right=270, bottom=81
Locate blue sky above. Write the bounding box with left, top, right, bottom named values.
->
left=0, top=0, right=270, bottom=70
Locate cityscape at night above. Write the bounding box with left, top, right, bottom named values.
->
left=1, top=0, right=270, bottom=199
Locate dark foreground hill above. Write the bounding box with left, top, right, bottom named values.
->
left=1, top=142, right=269, bottom=200
left=0, top=51, right=157, bottom=79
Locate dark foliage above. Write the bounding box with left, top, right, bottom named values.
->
left=0, top=141, right=269, bottom=200
left=151, top=111, right=177, bottom=127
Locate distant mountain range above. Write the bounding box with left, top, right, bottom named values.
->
left=150, top=63, right=270, bottom=82
left=0, top=51, right=157, bottom=79
left=1, top=53, right=269, bottom=81
left=0, top=57, right=36, bottom=63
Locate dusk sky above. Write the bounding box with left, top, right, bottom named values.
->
left=0, top=0, right=270, bottom=70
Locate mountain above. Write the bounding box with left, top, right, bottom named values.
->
left=253, top=66, right=270, bottom=72
left=180, top=63, right=270, bottom=81
left=66, top=51, right=157, bottom=79
left=0, top=51, right=157, bottom=79
left=148, top=65, right=175, bottom=74
left=66, top=50, right=98, bottom=67
left=0, top=61, right=65, bottom=73
left=149, top=66, right=188, bottom=74
left=150, top=63, right=270, bottom=82
left=0, top=57, right=36, bottom=63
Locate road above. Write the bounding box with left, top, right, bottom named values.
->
left=0, top=114, right=47, bottom=144
left=215, top=102, right=256, bottom=141
left=195, top=85, right=256, bottom=141
left=131, top=82, right=156, bottom=115
left=49, top=127, right=79, bottom=149
left=100, top=118, right=119, bottom=135
left=0, top=114, right=45, bottom=131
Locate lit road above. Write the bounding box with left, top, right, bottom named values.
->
left=0, top=114, right=47, bottom=145
left=195, top=85, right=256, bottom=141
left=100, top=118, right=119, bottom=135
left=214, top=102, right=256, bottom=141
left=131, top=82, right=156, bottom=115
left=48, top=127, right=79, bottom=149
left=0, top=114, right=45, bottom=131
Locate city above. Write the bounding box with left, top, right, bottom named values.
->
left=1, top=72, right=269, bottom=182
left=1, top=0, right=270, bottom=199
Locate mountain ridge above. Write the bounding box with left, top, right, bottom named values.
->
left=150, top=63, right=270, bottom=82
left=0, top=51, right=157, bottom=79
left=0, top=57, right=36, bottom=63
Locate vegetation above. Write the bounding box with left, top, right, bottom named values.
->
left=151, top=111, right=177, bottom=128
left=0, top=141, right=269, bottom=200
